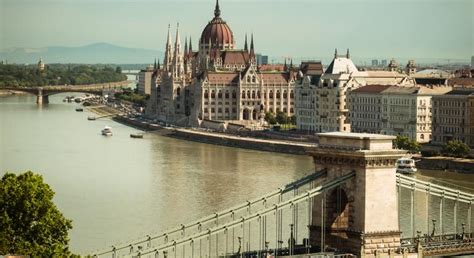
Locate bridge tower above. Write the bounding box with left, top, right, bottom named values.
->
left=308, top=132, right=407, bottom=257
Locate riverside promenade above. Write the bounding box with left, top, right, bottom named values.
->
left=113, top=115, right=317, bottom=155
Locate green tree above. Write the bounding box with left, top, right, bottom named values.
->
left=264, top=111, right=277, bottom=125
left=275, top=111, right=288, bottom=125
left=0, top=171, right=74, bottom=256
left=441, top=140, right=471, bottom=157
left=393, top=135, right=420, bottom=153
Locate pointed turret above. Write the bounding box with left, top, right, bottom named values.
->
left=244, top=34, right=248, bottom=52
left=290, top=58, right=293, bottom=70
left=189, top=36, right=193, bottom=53
left=157, top=59, right=160, bottom=70
left=249, top=33, right=255, bottom=60
left=214, top=0, right=221, bottom=18
left=284, top=58, right=288, bottom=71
left=172, top=22, right=184, bottom=77
left=334, top=48, right=338, bottom=58
left=346, top=48, right=350, bottom=59
left=154, top=58, right=157, bottom=69
left=164, top=24, right=173, bottom=72
left=184, top=37, right=188, bottom=57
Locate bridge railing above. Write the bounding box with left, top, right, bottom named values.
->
left=123, top=172, right=355, bottom=258
left=92, top=169, right=328, bottom=257
left=396, top=173, right=474, bottom=239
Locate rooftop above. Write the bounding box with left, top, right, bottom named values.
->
left=325, top=57, right=358, bottom=75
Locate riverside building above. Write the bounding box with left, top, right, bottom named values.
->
left=295, top=50, right=415, bottom=133
left=432, top=87, right=474, bottom=147
left=349, top=85, right=451, bottom=143
left=146, top=0, right=297, bottom=128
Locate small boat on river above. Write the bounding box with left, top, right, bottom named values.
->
left=88, top=116, right=96, bottom=121
left=130, top=133, right=144, bottom=138
left=75, top=108, right=83, bottom=112
left=101, top=126, right=113, bottom=136
left=396, top=157, right=417, bottom=174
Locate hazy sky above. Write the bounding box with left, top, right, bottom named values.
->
left=1, top=0, right=473, bottom=60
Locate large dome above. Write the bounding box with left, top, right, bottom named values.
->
left=200, top=0, right=235, bottom=47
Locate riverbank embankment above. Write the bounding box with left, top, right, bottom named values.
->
left=0, top=89, right=28, bottom=96
left=112, top=116, right=316, bottom=155
left=417, top=156, right=474, bottom=174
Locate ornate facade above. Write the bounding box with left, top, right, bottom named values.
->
left=147, top=0, right=296, bottom=127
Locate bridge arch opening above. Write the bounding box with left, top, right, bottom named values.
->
left=325, top=186, right=352, bottom=251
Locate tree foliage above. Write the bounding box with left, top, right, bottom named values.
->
left=264, top=111, right=277, bottom=125
left=114, top=88, right=148, bottom=106
left=0, top=171, right=75, bottom=256
left=393, top=135, right=420, bottom=153
left=0, top=63, right=127, bottom=87
left=441, top=140, right=471, bottom=157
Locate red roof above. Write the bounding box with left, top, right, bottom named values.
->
left=221, top=51, right=249, bottom=65
left=259, top=73, right=290, bottom=83
left=206, top=72, right=239, bottom=84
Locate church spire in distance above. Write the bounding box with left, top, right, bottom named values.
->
left=244, top=34, right=248, bottom=52
left=214, top=0, right=221, bottom=18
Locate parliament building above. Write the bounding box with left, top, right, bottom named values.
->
left=146, top=0, right=297, bottom=128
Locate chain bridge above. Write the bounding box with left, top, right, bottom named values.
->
left=91, top=132, right=473, bottom=258
left=2, top=81, right=127, bottom=104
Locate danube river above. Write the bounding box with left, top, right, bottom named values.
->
left=1, top=93, right=473, bottom=255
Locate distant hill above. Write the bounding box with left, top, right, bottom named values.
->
left=0, top=43, right=163, bottom=64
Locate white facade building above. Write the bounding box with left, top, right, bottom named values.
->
left=137, top=65, right=154, bottom=95
left=295, top=62, right=323, bottom=132
left=349, top=85, right=452, bottom=142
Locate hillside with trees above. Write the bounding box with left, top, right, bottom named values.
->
left=0, top=63, right=127, bottom=87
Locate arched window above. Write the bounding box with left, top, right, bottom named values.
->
left=269, top=90, right=274, bottom=99
left=242, top=91, right=246, bottom=99
left=247, top=90, right=251, bottom=98
left=218, top=90, right=222, bottom=99
left=211, top=90, right=215, bottom=99
left=252, top=90, right=256, bottom=99
left=257, top=90, right=261, bottom=98
left=177, top=87, right=181, bottom=96
left=204, top=90, right=209, bottom=98
left=290, top=108, right=294, bottom=113
left=225, top=91, right=229, bottom=99
left=252, top=76, right=256, bottom=83
left=276, top=90, right=281, bottom=99
left=283, top=107, right=287, bottom=113
left=283, top=90, right=287, bottom=99
left=232, top=90, right=237, bottom=99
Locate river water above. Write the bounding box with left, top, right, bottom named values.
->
left=0, top=93, right=314, bottom=254
left=0, top=93, right=473, bottom=255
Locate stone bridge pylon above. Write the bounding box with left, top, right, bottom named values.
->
left=308, top=132, right=407, bottom=257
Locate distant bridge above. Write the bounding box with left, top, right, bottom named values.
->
left=2, top=81, right=128, bottom=104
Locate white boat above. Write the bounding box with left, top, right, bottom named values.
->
left=396, top=157, right=417, bottom=174
left=101, top=126, right=113, bottom=136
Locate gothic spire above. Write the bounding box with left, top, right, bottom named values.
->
left=157, top=58, right=160, bottom=70
left=175, top=22, right=181, bottom=48
left=214, top=0, right=221, bottom=18
left=154, top=58, right=157, bottom=69
left=244, top=34, right=248, bottom=51
left=290, top=58, right=293, bottom=69
left=346, top=48, right=350, bottom=59
left=166, top=24, right=172, bottom=47
left=164, top=24, right=173, bottom=71
left=189, top=36, right=193, bottom=52
left=184, top=36, right=188, bottom=56
left=249, top=34, right=256, bottom=61
left=334, top=48, right=338, bottom=58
